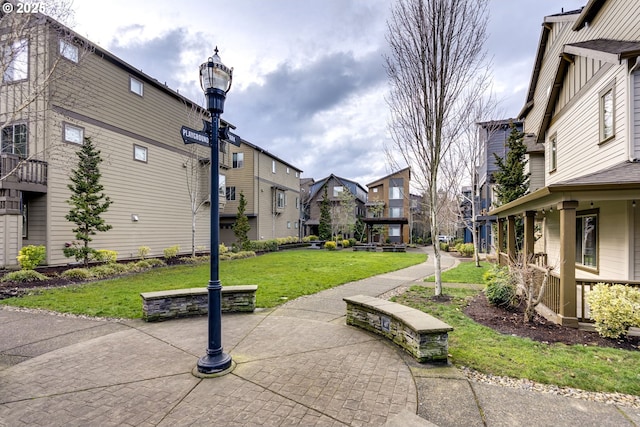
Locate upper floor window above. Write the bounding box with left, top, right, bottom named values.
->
left=277, top=190, right=285, bottom=208
left=63, top=123, right=84, bottom=144
left=59, top=39, right=78, bottom=63
left=130, top=77, right=143, bottom=96
left=226, top=186, right=236, bottom=201
left=232, top=152, right=244, bottom=168
left=3, top=39, right=28, bottom=82
left=1, top=123, right=27, bottom=156
left=390, top=207, right=403, bottom=218
left=272, top=160, right=276, bottom=174
left=333, top=186, right=344, bottom=197
left=389, top=186, right=403, bottom=200
left=600, top=83, right=615, bottom=142
left=549, top=134, right=557, bottom=172
left=134, top=145, right=148, bottom=162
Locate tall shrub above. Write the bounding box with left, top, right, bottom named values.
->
left=233, top=191, right=251, bottom=251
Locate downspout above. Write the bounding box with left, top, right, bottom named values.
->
left=628, top=57, right=640, bottom=162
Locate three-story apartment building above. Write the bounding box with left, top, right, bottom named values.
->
left=0, top=8, right=300, bottom=267
left=364, top=168, right=411, bottom=244
left=490, top=1, right=640, bottom=326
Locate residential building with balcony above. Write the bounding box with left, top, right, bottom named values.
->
left=0, top=9, right=300, bottom=267
left=489, top=1, right=640, bottom=327
left=364, top=168, right=411, bottom=244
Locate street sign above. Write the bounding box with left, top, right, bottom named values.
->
left=181, top=123, right=210, bottom=147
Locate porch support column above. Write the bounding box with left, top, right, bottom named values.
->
left=496, top=218, right=505, bottom=265
left=524, top=211, right=536, bottom=264
left=507, top=215, right=517, bottom=263
left=558, top=200, right=579, bottom=327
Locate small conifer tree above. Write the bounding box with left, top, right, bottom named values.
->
left=233, top=191, right=251, bottom=251
left=64, top=137, right=112, bottom=267
left=493, top=123, right=530, bottom=205
left=318, top=187, right=332, bottom=240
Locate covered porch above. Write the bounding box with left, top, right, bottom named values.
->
left=490, top=162, right=640, bottom=327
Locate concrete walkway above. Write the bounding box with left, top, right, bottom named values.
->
left=0, top=248, right=638, bottom=426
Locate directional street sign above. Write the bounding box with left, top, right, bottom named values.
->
left=181, top=121, right=210, bottom=147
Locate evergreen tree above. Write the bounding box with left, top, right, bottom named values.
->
left=493, top=123, right=530, bottom=205
left=233, top=191, right=251, bottom=251
left=318, top=187, right=332, bottom=240
left=64, top=137, right=112, bottom=267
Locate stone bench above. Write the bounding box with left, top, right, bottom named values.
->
left=343, top=294, right=453, bottom=363
left=353, top=244, right=376, bottom=252
left=382, top=244, right=406, bottom=253
left=308, top=240, right=326, bottom=249
left=141, top=285, right=257, bottom=322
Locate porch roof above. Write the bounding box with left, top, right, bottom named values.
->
left=489, top=161, right=640, bottom=217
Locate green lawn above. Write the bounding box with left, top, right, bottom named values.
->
left=0, top=250, right=426, bottom=319
left=394, top=285, right=640, bottom=396
left=425, top=260, right=490, bottom=284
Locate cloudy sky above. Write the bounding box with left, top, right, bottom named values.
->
left=66, top=0, right=585, bottom=186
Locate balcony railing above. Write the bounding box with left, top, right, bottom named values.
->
left=0, top=153, right=48, bottom=192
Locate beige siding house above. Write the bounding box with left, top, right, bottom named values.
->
left=0, top=11, right=300, bottom=267
left=219, top=134, right=302, bottom=245
left=364, top=168, right=411, bottom=244
left=490, top=0, right=640, bottom=326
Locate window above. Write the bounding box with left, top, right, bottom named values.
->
left=63, top=123, right=83, bottom=144
left=333, top=186, right=344, bottom=197
left=389, top=186, right=403, bottom=200
left=294, top=221, right=298, bottom=229
left=3, top=39, right=28, bottom=82
left=134, top=145, right=147, bottom=162
left=218, top=174, right=226, bottom=201
left=286, top=167, right=290, bottom=174
left=295, top=197, right=299, bottom=209
left=59, top=39, right=78, bottom=63
left=373, top=188, right=378, bottom=193
left=1, top=123, right=27, bottom=156
left=600, top=84, right=614, bottom=142
left=287, top=221, right=291, bottom=229
left=390, top=207, right=403, bottom=218
left=130, top=77, right=143, bottom=96
left=272, top=160, right=276, bottom=174
left=576, top=210, right=597, bottom=269
left=277, top=191, right=285, bottom=208
left=389, top=226, right=401, bottom=237
left=226, top=186, right=236, bottom=201
left=295, top=171, right=299, bottom=178
left=550, top=134, right=557, bottom=171
left=232, top=152, right=244, bottom=168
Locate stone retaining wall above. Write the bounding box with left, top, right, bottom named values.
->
left=344, top=294, right=453, bottom=363
left=141, top=285, right=257, bottom=322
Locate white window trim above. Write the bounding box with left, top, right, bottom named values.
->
left=130, top=76, right=144, bottom=96
left=134, top=145, right=148, bottom=162
left=3, top=39, right=28, bottom=82
left=63, top=123, right=84, bottom=144
left=549, top=133, right=557, bottom=172
left=59, top=39, right=79, bottom=63
left=599, top=82, right=615, bottom=144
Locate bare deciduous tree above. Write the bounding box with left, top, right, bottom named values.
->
left=1, top=1, right=95, bottom=180
left=384, top=0, right=490, bottom=295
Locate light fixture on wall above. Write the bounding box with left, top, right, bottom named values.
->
left=590, top=201, right=594, bottom=208
left=131, top=214, right=139, bottom=222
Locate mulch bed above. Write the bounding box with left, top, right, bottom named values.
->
left=464, top=292, right=639, bottom=351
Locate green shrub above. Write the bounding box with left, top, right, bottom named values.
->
left=452, top=238, right=463, bottom=247
left=1, top=269, right=48, bottom=283
left=587, top=283, right=640, bottom=339
left=348, top=238, right=357, bottom=247
left=324, top=241, right=337, bottom=251
left=250, top=240, right=279, bottom=253
left=342, top=239, right=351, bottom=248
left=137, top=246, right=151, bottom=260
left=457, top=243, right=475, bottom=257
left=93, top=249, right=118, bottom=264
left=16, top=245, right=47, bottom=270
left=90, top=264, right=118, bottom=279
left=219, top=243, right=229, bottom=254
left=163, top=245, right=180, bottom=259
left=144, top=258, right=166, bottom=268
left=303, top=235, right=318, bottom=243
left=108, top=263, right=132, bottom=274
left=439, top=242, right=449, bottom=252
left=484, top=264, right=517, bottom=308
left=61, top=268, right=93, bottom=281
left=134, top=260, right=153, bottom=270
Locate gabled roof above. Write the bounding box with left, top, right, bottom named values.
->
left=572, top=0, right=607, bottom=31
left=308, top=174, right=367, bottom=202
left=366, top=167, right=411, bottom=188
left=564, top=39, right=640, bottom=63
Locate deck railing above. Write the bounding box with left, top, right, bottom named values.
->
left=0, top=154, right=48, bottom=190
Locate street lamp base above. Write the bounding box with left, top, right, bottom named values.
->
left=196, top=352, right=233, bottom=375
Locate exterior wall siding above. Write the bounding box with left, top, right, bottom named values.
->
left=635, top=203, right=640, bottom=280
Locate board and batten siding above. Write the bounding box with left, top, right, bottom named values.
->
left=0, top=215, right=21, bottom=268
left=546, top=66, right=628, bottom=184
left=634, top=203, right=640, bottom=280
left=633, top=70, right=640, bottom=161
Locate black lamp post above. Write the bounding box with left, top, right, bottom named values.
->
left=196, top=47, right=233, bottom=375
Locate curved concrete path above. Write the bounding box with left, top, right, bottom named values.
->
left=1, top=248, right=639, bottom=427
